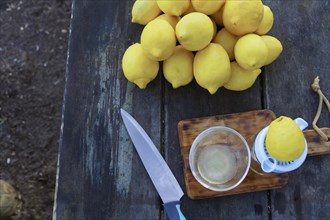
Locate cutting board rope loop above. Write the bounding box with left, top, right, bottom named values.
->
left=311, top=76, right=330, bottom=142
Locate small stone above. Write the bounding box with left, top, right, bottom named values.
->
left=0, top=180, right=18, bottom=218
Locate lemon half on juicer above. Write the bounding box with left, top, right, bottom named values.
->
left=265, top=116, right=305, bottom=162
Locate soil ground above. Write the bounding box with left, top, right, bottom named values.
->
left=0, top=0, right=71, bottom=219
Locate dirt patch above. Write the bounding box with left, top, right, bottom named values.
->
left=0, top=0, right=71, bottom=219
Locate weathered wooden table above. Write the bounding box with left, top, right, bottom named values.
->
left=54, top=0, right=330, bottom=219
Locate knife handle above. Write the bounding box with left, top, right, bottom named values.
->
left=164, top=201, right=186, bottom=220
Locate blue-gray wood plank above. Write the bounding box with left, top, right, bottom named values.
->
left=54, top=0, right=162, bottom=219
left=54, top=0, right=330, bottom=219
left=264, top=0, right=330, bottom=219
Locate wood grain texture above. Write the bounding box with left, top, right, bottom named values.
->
left=304, top=128, right=330, bottom=156
left=263, top=0, right=330, bottom=219
left=55, top=0, right=163, bottom=219
left=177, top=110, right=289, bottom=199
left=55, top=0, right=330, bottom=219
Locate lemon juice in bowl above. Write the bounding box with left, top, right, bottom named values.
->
left=189, top=126, right=251, bottom=191
left=197, top=144, right=237, bottom=184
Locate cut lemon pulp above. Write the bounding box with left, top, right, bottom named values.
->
left=197, top=144, right=237, bottom=184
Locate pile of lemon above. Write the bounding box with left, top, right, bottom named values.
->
left=122, top=0, right=283, bottom=94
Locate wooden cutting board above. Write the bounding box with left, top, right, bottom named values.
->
left=177, top=109, right=330, bottom=199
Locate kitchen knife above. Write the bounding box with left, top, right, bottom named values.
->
left=120, top=109, right=186, bottom=220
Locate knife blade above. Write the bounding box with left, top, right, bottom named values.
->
left=120, top=109, right=186, bottom=220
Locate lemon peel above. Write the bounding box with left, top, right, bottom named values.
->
left=266, top=116, right=306, bottom=162
left=234, top=34, right=268, bottom=70
left=213, top=28, right=239, bottom=61
left=211, top=19, right=217, bottom=39
left=176, top=12, right=214, bottom=51
left=141, top=19, right=176, bottom=61
left=210, top=5, right=224, bottom=26
left=261, top=35, right=283, bottom=65
left=223, top=0, right=264, bottom=36
left=156, top=0, right=190, bottom=16
left=191, top=0, right=226, bottom=15
left=163, top=45, right=194, bottom=88
left=182, top=1, right=196, bottom=16
left=255, top=5, right=274, bottom=35
left=131, top=0, right=162, bottom=25
left=224, top=62, right=261, bottom=91
left=122, top=43, right=159, bottom=89
left=194, top=43, right=231, bottom=94
left=155, top=14, right=181, bottom=29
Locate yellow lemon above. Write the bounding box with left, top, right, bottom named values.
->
left=156, top=0, right=190, bottom=16
left=191, top=0, right=226, bottom=15
left=266, top=116, right=306, bottom=162
left=194, top=43, right=231, bottom=94
left=255, top=5, right=274, bottom=35
left=211, top=18, right=217, bottom=39
left=182, top=1, right=196, bottom=16
left=122, top=43, right=159, bottom=89
left=213, top=28, right=239, bottom=61
left=261, top=35, right=283, bottom=65
left=176, top=12, right=214, bottom=51
left=223, top=0, right=264, bottom=36
left=141, top=19, right=176, bottom=61
left=234, top=34, right=268, bottom=70
left=163, top=45, right=194, bottom=88
left=224, top=61, right=261, bottom=91
left=210, top=5, right=224, bottom=26
left=132, top=0, right=162, bottom=25
left=155, top=14, right=181, bottom=29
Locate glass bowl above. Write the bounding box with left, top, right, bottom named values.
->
left=189, top=126, right=251, bottom=191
